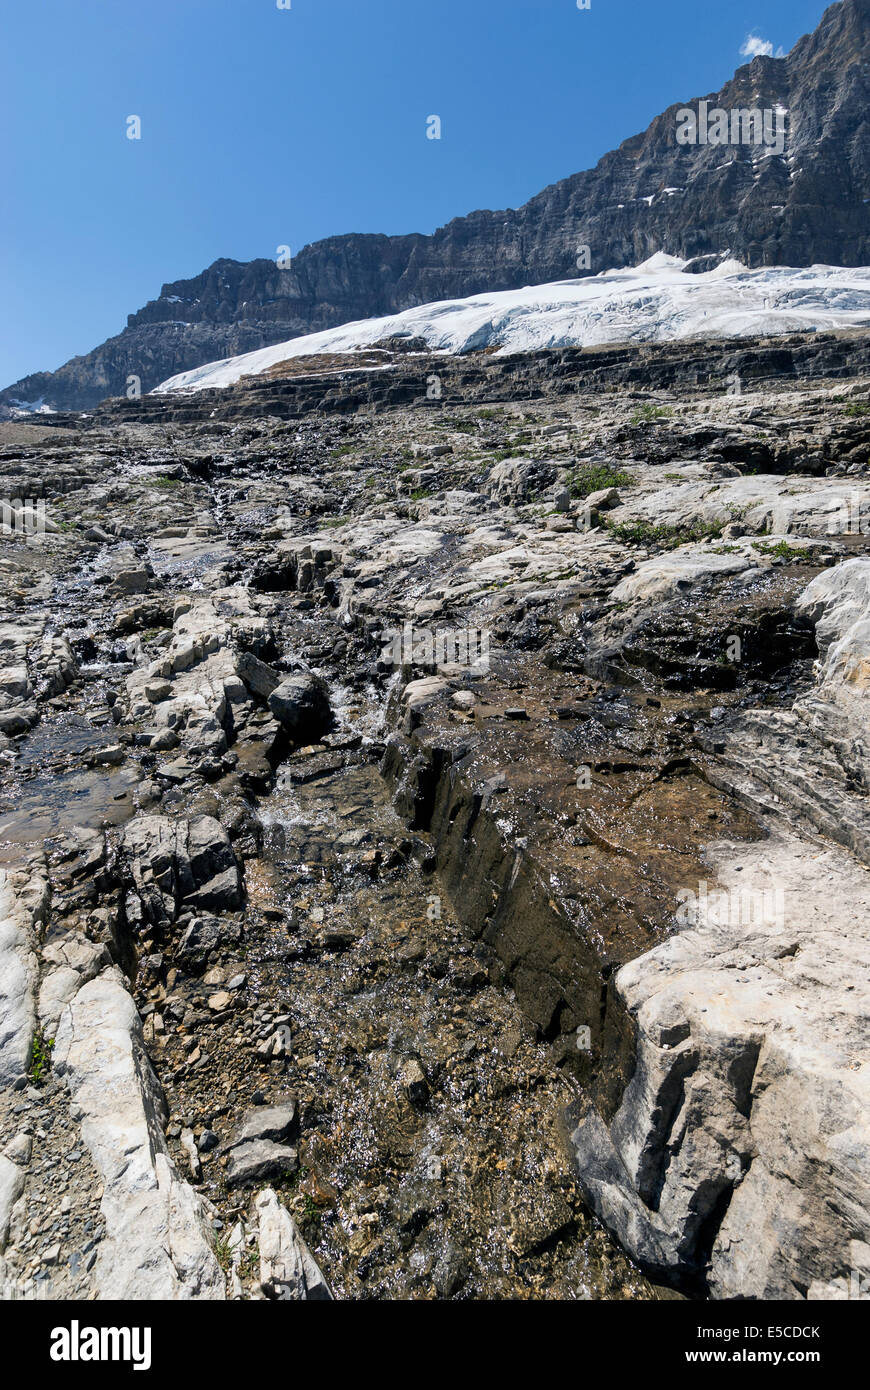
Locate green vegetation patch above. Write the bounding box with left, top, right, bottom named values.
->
left=751, top=539, right=817, bottom=562
left=630, top=404, right=673, bottom=425
left=568, top=463, right=635, bottom=499
left=606, top=518, right=723, bottom=549
left=30, top=1029, right=54, bottom=1086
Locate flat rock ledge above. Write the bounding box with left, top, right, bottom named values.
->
left=0, top=866, right=48, bottom=1087
left=570, top=560, right=870, bottom=1299
left=53, top=970, right=224, bottom=1299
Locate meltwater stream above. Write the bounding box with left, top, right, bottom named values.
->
left=156, top=722, right=658, bottom=1300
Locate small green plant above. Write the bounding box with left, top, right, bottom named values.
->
left=568, top=464, right=634, bottom=499
left=410, top=487, right=432, bottom=501
left=630, top=404, right=673, bottom=425
left=30, top=1030, right=54, bottom=1085
left=213, top=1232, right=234, bottom=1273
left=844, top=403, right=870, bottom=417
left=752, top=539, right=816, bottom=562
left=143, top=476, right=180, bottom=489
left=300, top=1194, right=323, bottom=1231
left=605, top=519, right=723, bottom=549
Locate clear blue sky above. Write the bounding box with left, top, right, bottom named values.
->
left=0, top=0, right=831, bottom=385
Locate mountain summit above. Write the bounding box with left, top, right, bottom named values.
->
left=4, top=0, right=869, bottom=413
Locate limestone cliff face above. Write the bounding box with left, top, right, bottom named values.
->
left=4, top=0, right=869, bottom=413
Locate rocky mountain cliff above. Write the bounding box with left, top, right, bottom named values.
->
left=4, top=0, right=869, bottom=413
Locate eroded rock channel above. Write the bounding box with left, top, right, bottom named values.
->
left=1, top=337, right=868, bottom=1301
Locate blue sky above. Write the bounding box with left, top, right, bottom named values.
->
left=1, top=0, right=831, bottom=385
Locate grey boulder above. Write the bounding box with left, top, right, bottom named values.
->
left=268, top=674, right=331, bottom=742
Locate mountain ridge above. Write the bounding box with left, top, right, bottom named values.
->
left=4, top=0, right=869, bottom=413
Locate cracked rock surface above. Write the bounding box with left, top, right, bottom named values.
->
left=0, top=334, right=868, bottom=1300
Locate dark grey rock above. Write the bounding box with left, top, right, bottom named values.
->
left=225, top=1101, right=297, bottom=1151
left=225, top=1139, right=298, bottom=1188
left=268, top=674, right=331, bottom=742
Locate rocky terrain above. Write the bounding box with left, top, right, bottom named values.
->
left=0, top=330, right=869, bottom=1301
left=3, top=0, right=869, bottom=413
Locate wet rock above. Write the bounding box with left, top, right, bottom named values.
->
left=432, top=1241, right=469, bottom=1298
left=176, top=915, right=240, bottom=970
left=400, top=1059, right=429, bottom=1107
left=268, top=673, right=331, bottom=742
left=123, top=814, right=242, bottom=927
left=394, top=1181, right=438, bottom=1244
left=507, top=1188, right=574, bottom=1258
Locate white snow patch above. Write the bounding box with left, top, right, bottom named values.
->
left=155, top=258, right=870, bottom=396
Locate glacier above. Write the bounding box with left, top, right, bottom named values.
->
left=156, top=254, right=870, bottom=396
